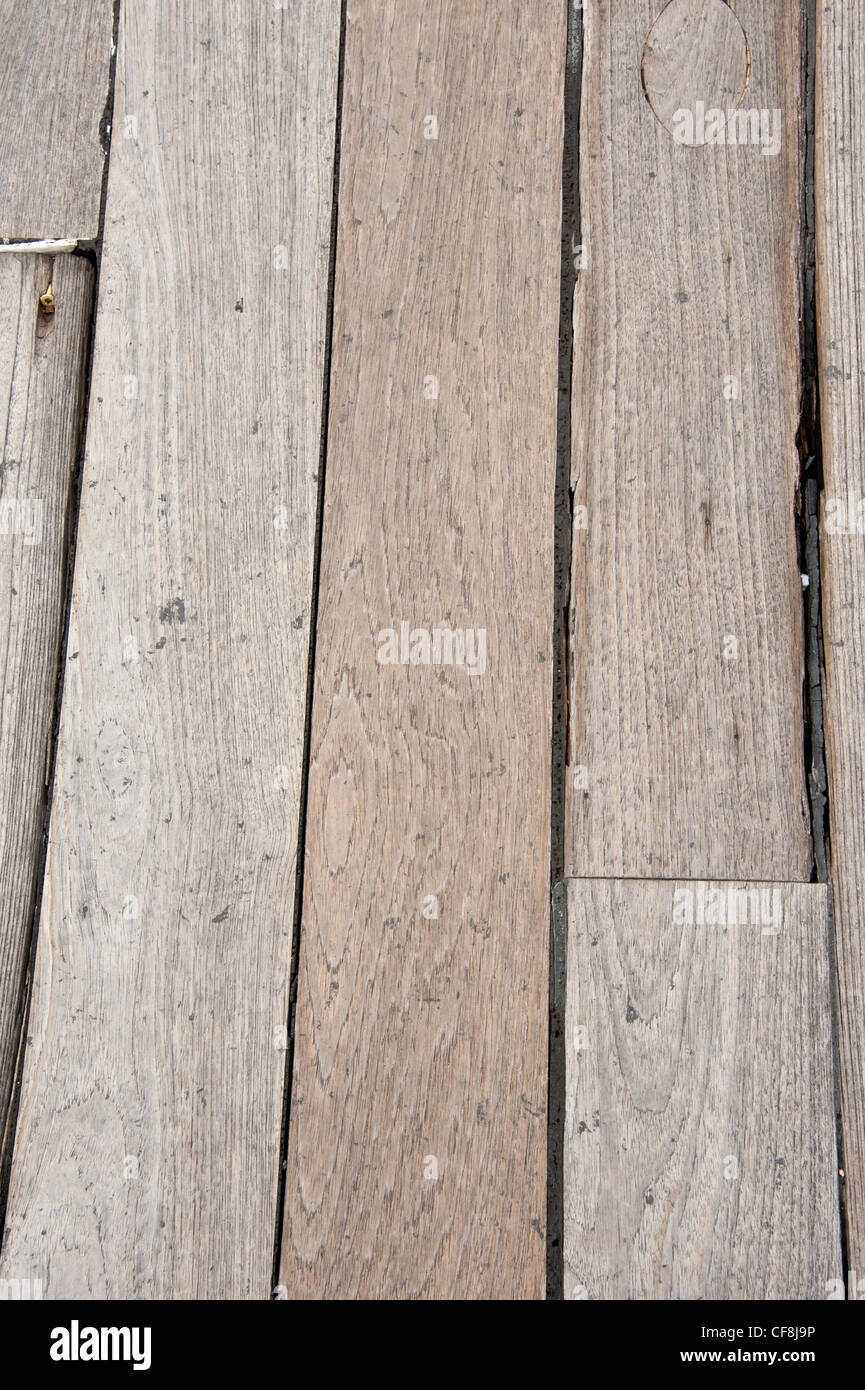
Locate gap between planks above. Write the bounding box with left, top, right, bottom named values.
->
left=0, top=255, right=94, bottom=1193
left=0, top=0, right=341, bottom=1298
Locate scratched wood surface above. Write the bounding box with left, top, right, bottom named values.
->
left=278, top=0, right=564, bottom=1299
left=0, top=0, right=340, bottom=1298
left=0, top=255, right=92, bottom=1162
left=564, top=878, right=842, bottom=1300
left=0, top=0, right=113, bottom=241
left=815, top=0, right=865, bottom=1281
left=567, top=0, right=811, bottom=880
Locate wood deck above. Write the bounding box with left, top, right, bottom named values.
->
left=0, top=0, right=860, bottom=1300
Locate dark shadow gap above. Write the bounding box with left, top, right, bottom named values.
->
left=548, top=0, right=582, bottom=1302
left=798, top=0, right=828, bottom=887
left=798, top=0, right=848, bottom=1286
left=0, top=0, right=121, bottom=1246
left=270, top=0, right=348, bottom=1298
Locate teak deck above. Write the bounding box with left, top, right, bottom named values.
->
left=0, top=0, right=861, bottom=1301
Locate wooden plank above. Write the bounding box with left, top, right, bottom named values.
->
left=0, top=0, right=340, bottom=1298
left=0, top=254, right=93, bottom=1155
left=0, top=0, right=113, bottom=241
left=815, top=0, right=865, bottom=1281
left=278, top=0, right=564, bottom=1299
left=564, top=878, right=841, bottom=1299
left=567, top=0, right=812, bottom=880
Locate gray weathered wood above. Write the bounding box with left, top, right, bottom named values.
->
left=642, top=0, right=750, bottom=141
left=815, top=0, right=865, bottom=1282
left=565, top=878, right=841, bottom=1299
left=567, top=0, right=811, bottom=879
left=0, top=0, right=340, bottom=1298
left=279, top=0, right=564, bottom=1299
left=0, top=0, right=113, bottom=241
left=0, top=254, right=93, bottom=1159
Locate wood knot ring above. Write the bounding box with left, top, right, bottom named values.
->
left=641, top=0, right=751, bottom=146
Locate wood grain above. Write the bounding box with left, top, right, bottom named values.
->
left=567, top=0, right=811, bottom=880
left=565, top=878, right=841, bottom=1300
left=0, top=0, right=113, bottom=241
left=279, top=0, right=564, bottom=1299
left=0, top=0, right=339, bottom=1298
left=0, top=255, right=93, bottom=1158
left=642, top=0, right=750, bottom=140
left=815, top=0, right=865, bottom=1280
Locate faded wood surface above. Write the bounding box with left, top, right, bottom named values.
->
left=567, top=0, right=811, bottom=880
left=816, top=0, right=865, bottom=1280
left=0, top=255, right=92, bottom=1159
left=279, top=0, right=564, bottom=1299
left=0, top=1, right=340, bottom=1298
left=565, top=879, right=841, bottom=1300
left=0, top=0, right=113, bottom=241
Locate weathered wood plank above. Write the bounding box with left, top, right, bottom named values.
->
left=567, top=0, right=811, bottom=880
left=0, top=0, right=340, bottom=1298
left=565, top=878, right=841, bottom=1300
left=0, top=254, right=93, bottom=1158
left=815, top=0, right=865, bottom=1281
left=0, top=0, right=113, bottom=241
left=279, top=0, right=564, bottom=1299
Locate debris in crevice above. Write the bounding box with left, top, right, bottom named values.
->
left=799, top=0, right=848, bottom=1288
left=796, top=0, right=829, bottom=886
left=548, top=0, right=582, bottom=1306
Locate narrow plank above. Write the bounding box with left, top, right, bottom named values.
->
left=565, top=878, right=841, bottom=1299
left=0, top=0, right=340, bottom=1298
left=815, top=0, right=865, bottom=1280
left=0, top=0, right=113, bottom=241
left=567, top=0, right=812, bottom=880
left=0, top=254, right=93, bottom=1154
left=279, top=0, right=564, bottom=1299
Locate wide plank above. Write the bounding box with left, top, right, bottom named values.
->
left=0, top=0, right=113, bottom=241
left=565, top=878, right=841, bottom=1299
left=567, top=0, right=811, bottom=879
left=279, top=0, right=564, bottom=1299
left=815, top=0, right=865, bottom=1282
left=0, top=254, right=93, bottom=1160
left=0, top=0, right=340, bottom=1298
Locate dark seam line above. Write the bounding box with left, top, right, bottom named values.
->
left=800, top=0, right=848, bottom=1291
left=269, top=0, right=349, bottom=1298
left=548, top=0, right=582, bottom=1302
left=0, top=0, right=121, bottom=1248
